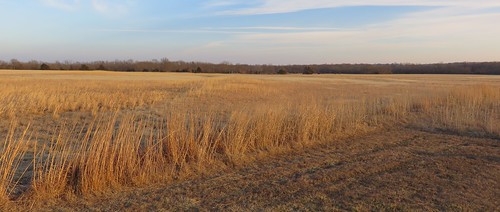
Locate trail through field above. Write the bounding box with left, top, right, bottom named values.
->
left=34, top=128, right=499, bottom=211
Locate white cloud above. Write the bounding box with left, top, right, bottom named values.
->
left=92, top=28, right=252, bottom=34
left=190, top=6, right=500, bottom=64
left=42, top=0, right=81, bottom=11
left=41, top=0, right=133, bottom=15
left=215, top=0, right=500, bottom=15
left=203, top=0, right=242, bottom=8
left=90, top=0, right=132, bottom=15
left=202, top=26, right=345, bottom=31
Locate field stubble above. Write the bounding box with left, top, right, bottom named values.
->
left=0, top=71, right=498, bottom=209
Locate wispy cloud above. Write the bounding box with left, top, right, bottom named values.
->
left=90, top=0, right=132, bottom=15
left=23, top=1, right=500, bottom=64
left=189, top=6, right=500, bottom=64
left=42, top=0, right=81, bottom=11
left=214, top=0, right=500, bottom=15
left=41, top=0, right=133, bottom=15
left=201, top=26, right=345, bottom=31
left=92, top=26, right=348, bottom=35
left=92, top=28, right=252, bottom=34
left=203, top=0, right=242, bottom=8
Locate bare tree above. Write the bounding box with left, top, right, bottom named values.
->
left=10, top=59, right=23, bottom=70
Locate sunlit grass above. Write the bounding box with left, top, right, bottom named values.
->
left=0, top=71, right=498, bottom=206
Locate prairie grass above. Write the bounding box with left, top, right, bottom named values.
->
left=0, top=78, right=196, bottom=118
left=0, top=123, right=31, bottom=205
left=0, top=71, right=498, bottom=206
left=411, top=84, right=500, bottom=137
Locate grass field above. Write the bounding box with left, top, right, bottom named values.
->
left=0, top=70, right=499, bottom=210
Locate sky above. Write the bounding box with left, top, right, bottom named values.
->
left=1, top=0, right=500, bottom=65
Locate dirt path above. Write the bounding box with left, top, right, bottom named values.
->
left=30, top=128, right=500, bottom=211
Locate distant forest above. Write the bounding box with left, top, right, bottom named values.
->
left=1, top=59, right=499, bottom=75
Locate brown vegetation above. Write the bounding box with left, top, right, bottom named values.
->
left=0, top=71, right=498, bottom=209
left=1, top=59, right=500, bottom=74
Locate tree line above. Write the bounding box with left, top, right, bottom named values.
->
left=1, top=59, right=499, bottom=75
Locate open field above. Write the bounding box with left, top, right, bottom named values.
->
left=0, top=70, right=499, bottom=210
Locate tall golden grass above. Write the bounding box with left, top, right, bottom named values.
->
left=0, top=123, right=31, bottom=205
left=412, top=84, right=500, bottom=136
left=0, top=72, right=498, bottom=206
left=0, top=78, right=195, bottom=118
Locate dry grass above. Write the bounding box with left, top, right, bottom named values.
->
left=0, top=71, right=498, bottom=208
left=415, top=84, right=500, bottom=136
left=0, top=123, right=31, bottom=206
left=0, top=79, right=194, bottom=118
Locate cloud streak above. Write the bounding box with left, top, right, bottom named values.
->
left=42, top=0, right=81, bottom=11
left=214, top=0, right=500, bottom=15
left=41, top=0, right=133, bottom=15
left=203, top=0, right=242, bottom=8
left=201, top=26, right=346, bottom=31
left=22, top=1, right=500, bottom=64
left=190, top=5, right=500, bottom=64
left=92, top=28, right=253, bottom=34
left=90, top=0, right=132, bottom=15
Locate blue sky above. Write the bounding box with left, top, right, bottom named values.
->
left=1, top=0, right=500, bottom=64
